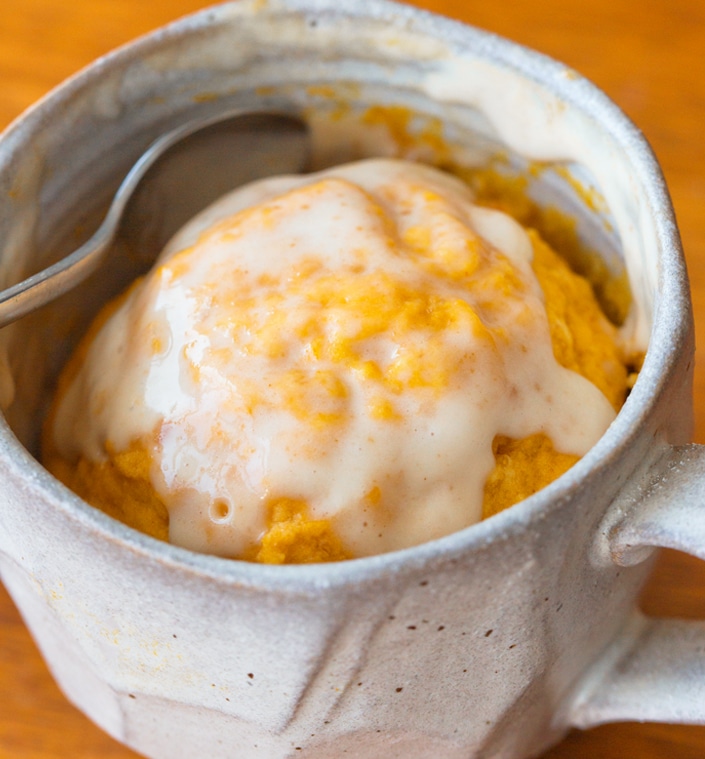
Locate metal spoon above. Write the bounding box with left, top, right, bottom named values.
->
left=0, top=109, right=310, bottom=328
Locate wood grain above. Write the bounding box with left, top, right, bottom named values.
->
left=2, top=0, right=705, bottom=756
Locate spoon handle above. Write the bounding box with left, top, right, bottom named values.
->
left=0, top=126, right=172, bottom=329
left=0, top=108, right=308, bottom=329
left=0, top=225, right=114, bottom=328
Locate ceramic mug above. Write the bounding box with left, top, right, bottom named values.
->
left=1, top=2, right=705, bottom=758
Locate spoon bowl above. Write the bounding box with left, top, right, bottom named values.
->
left=0, top=109, right=310, bottom=328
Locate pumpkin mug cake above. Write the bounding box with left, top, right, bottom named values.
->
left=43, top=158, right=628, bottom=563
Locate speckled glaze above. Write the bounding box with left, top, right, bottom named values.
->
left=1, top=2, right=704, bottom=758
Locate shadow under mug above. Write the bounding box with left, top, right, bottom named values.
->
left=1, top=1, right=704, bottom=758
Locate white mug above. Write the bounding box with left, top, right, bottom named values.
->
left=1, top=2, right=704, bottom=757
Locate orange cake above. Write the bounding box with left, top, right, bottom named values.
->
left=43, top=159, right=627, bottom=563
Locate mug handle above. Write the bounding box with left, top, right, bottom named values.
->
left=569, top=443, right=705, bottom=727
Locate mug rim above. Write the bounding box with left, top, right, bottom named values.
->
left=0, top=0, right=689, bottom=591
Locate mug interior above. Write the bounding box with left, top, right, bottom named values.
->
left=0, top=0, right=676, bottom=523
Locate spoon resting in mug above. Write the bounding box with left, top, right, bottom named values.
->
left=0, top=109, right=310, bottom=328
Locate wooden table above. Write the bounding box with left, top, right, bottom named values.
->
left=2, top=1, right=705, bottom=756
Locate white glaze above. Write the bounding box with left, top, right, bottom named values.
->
left=51, top=158, right=615, bottom=558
